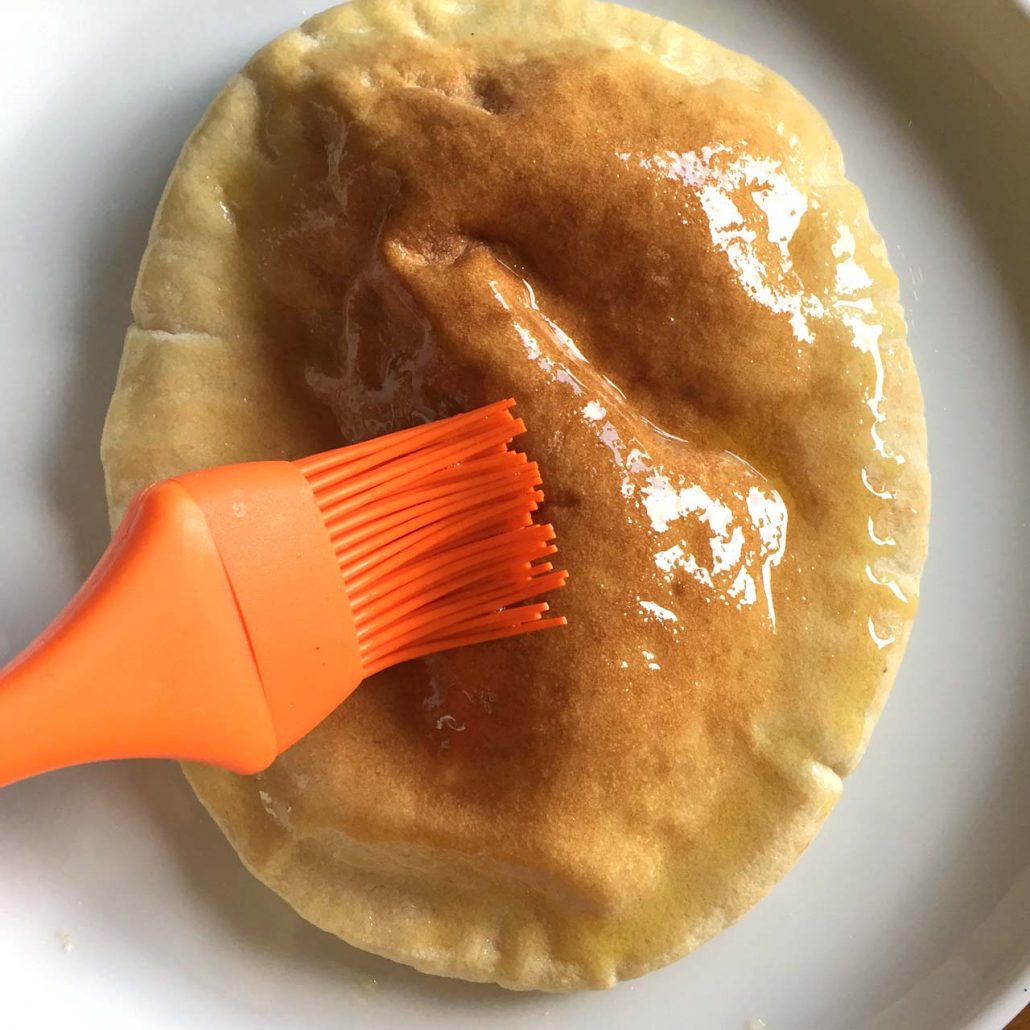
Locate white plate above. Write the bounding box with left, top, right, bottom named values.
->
left=1, top=1, right=1028, bottom=1027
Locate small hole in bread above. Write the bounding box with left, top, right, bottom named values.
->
left=470, top=71, right=514, bottom=114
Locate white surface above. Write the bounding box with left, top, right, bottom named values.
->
left=1, top=1, right=1028, bottom=1027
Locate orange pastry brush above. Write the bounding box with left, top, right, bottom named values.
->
left=0, top=399, right=566, bottom=788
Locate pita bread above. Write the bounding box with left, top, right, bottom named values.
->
left=101, top=0, right=929, bottom=990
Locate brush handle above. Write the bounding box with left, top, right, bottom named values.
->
left=0, top=482, right=280, bottom=787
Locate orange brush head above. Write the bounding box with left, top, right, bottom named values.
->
left=0, top=399, right=567, bottom=786
left=295, top=398, right=567, bottom=676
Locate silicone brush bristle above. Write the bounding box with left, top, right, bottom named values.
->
left=293, top=400, right=567, bottom=676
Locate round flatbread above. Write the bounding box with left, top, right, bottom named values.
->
left=102, top=0, right=929, bottom=990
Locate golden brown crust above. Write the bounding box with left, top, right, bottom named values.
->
left=102, top=0, right=929, bottom=990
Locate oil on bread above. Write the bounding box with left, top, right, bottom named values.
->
left=102, top=0, right=929, bottom=991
